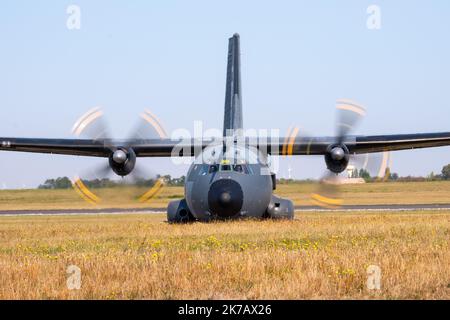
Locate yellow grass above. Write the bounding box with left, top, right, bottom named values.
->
left=0, top=212, right=449, bottom=299
left=0, top=181, right=449, bottom=299
left=0, top=181, right=450, bottom=211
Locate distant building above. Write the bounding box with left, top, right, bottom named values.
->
left=338, top=165, right=365, bottom=184
left=346, top=165, right=356, bottom=178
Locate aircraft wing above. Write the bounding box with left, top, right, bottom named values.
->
left=265, top=132, right=450, bottom=155
left=351, top=132, right=450, bottom=154
left=0, top=137, right=194, bottom=157
left=0, top=138, right=110, bottom=157
left=1, top=132, right=450, bottom=158
left=128, top=132, right=450, bottom=156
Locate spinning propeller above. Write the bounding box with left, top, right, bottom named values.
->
left=71, top=107, right=167, bottom=205
left=310, top=100, right=391, bottom=208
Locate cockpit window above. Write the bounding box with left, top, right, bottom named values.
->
left=199, top=165, right=209, bottom=176
left=209, top=164, right=219, bottom=174
left=234, top=164, right=250, bottom=174
left=221, top=164, right=232, bottom=171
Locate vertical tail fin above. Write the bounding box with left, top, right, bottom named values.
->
left=223, top=33, right=243, bottom=137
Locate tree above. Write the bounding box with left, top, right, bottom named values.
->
left=38, top=179, right=55, bottom=189
left=359, top=169, right=371, bottom=182
left=442, top=164, right=450, bottom=180
left=55, top=177, right=72, bottom=189
left=38, top=177, right=72, bottom=189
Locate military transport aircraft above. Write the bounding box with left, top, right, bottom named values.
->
left=1, top=34, right=450, bottom=222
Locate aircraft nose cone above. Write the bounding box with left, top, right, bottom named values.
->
left=208, top=179, right=243, bottom=218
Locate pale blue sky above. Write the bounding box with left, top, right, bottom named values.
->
left=1, top=1, right=450, bottom=188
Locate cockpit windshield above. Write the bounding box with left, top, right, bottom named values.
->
left=189, top=163, right=252, bottom=179
left=205, top=164, right=250, bottom=174
left=200, top=144, right=264, bottom=165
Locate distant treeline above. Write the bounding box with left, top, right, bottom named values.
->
left=38, top=175, right=186, bottom=190
left=278, top=164, right=450, bottom=184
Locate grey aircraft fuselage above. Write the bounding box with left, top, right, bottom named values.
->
left=185, top=162, right=272, bottom=220
left=167, top=144, right=294, bottom=223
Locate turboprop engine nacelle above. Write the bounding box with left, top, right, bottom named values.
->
left=109, top=148, right=136, bottom=176
left=324, top=144, right=350, bottom=174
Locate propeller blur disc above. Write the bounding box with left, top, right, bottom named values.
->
left=70, top=107, right=168, bottom=206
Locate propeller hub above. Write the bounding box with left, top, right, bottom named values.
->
left=325, top=144, right=350, bottom=174
left=331, top=147, right=345, bottom=161
left=112, top=150, right=127, bottom=164
left=109, top=148, right=136, bottom=177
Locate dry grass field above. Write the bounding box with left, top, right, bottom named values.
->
left=0, top=181, right=449, bottom=299
left=0, top=212, right=449, bottom=299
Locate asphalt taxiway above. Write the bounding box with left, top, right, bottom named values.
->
left=1, top=203, right=450, bottom=216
